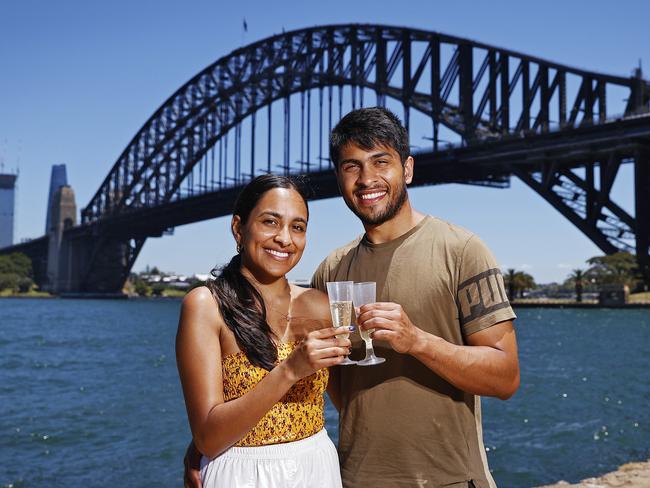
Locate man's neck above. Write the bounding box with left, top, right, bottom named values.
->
left=363, top=200, right=426, bottom=244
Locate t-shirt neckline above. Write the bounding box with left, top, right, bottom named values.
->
left=360, top=215, right=432, bottom=250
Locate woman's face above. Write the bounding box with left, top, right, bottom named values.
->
left=233, top=187, right=308, bottom=283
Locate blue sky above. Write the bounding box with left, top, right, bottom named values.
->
left=1, top=0, right=648, bottom=283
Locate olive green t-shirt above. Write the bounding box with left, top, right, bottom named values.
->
left=311, top=215, right=516, bottom=488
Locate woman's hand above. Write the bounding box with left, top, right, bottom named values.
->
left=280, top=327, right=352, bottom=382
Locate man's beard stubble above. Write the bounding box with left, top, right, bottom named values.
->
left=346, top=181, right=409, bottom=226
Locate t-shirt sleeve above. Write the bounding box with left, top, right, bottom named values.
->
left=456, top=235, right=516, bottom=336
left=310, top=258, right=329, bottom=292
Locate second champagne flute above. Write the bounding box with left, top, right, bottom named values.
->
left=326, top=281, right=357, bottom=366
left=352, top=282, right=386, bottom=366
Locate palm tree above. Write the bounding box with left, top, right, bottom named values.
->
left=504, top=269, right=536, bottom=299
left=514, top=271, right=536, bottom=298
left=506, top=268, right=516, bottom=300
left=569, top=269, right=584, bottom=302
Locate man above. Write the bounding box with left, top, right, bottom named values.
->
left=185, top=107, right=519, bottom=487
left=311, top=107, right=519, bottom=488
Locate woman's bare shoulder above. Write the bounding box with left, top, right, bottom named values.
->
left=179, top=285, right=223, bottom=331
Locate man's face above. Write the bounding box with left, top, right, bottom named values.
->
left=336, top=143, right=413, bottom=226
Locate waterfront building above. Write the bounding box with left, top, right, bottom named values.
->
left=45, top=164, right=68, bottom=234
left=0, top=172, right=17, bottom=248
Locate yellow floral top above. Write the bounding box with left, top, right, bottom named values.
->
left=222, top=341, right=328, bottom=447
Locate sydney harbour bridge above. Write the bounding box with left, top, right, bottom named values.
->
left=3, top=24, right=650, bottom=294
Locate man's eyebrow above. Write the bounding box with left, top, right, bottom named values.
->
left=340, top=152, right=391, bottom=165
left=339, top=158, right=360, bottom=165
left=257, top=211, right=282, bottom=219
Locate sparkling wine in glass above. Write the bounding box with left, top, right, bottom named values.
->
left=326, top=281, right=357, bottom=366
left=352, top=282, right=386, bottom=366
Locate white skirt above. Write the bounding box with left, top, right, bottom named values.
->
left=200, top=429, right=342, bottom=488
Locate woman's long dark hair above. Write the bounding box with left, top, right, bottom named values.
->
left=206, top=175, right=310, bottom=370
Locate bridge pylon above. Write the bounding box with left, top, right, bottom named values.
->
left=53, top=230, right=144, bottom=295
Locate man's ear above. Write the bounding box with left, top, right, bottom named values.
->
left=333, top=164, right=345, bottom=197
left=404, top=156, right=414, bottom=184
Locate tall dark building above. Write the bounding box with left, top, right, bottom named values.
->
left=45, top=164, right=68, bottom=233
left=0, top=172, right=18, bottom=248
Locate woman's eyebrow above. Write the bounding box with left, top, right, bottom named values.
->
left=257, top=210, right=307, bottom=224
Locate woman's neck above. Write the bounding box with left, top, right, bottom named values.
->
left=240, top=265, right=290, bottom=302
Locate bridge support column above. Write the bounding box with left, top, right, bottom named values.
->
left=46, top=185, right=77, bottom=292
left=57, top=234, right=144, bottom=295
left=636, top=147, right=650, bottom=289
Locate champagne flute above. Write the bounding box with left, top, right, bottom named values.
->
left=326, top=281, right=357, bottom=366
left=352, top=282, right=386, bottom=366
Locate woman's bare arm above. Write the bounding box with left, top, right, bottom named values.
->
left=176, top=286, right=349, bottom=458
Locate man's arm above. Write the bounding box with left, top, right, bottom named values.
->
left=357, top=303, right=519, bottom=399
left=411, top=319, right=519, bottom=399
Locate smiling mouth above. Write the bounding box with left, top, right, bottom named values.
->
left=357, top=190, right=387, bottom=204
left=264, top=248, right=290, bottom=259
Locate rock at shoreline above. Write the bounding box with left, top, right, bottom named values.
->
left=538, top=460, right=650, bottom=487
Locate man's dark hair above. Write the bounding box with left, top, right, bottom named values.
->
left=329, top=107, right=410, bottom=168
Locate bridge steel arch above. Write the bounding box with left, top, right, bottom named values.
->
left=33, top=25, right=650, bottom=292
left=83, top=24, right=649, bottom=225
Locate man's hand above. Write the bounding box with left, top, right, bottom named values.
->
left=357, top=302, right=422, bottom=354
left=183, top=440, right=202, bottom=488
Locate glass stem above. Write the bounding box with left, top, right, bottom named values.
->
left=364, top=342, right=376, bottom=360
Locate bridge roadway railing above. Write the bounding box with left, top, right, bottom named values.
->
left=81, top=114, right=650, bottom=266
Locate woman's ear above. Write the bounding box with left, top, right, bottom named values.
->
left=231, top=215, right=243, bottom=250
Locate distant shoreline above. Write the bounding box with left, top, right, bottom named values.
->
left=512, top=300, right=650, bottom=309
left=0, top=292, right=56, bottom=299
left=3, top=294, right=650, bottom=309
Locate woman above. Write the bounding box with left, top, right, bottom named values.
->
left=176, top=175, right=348, bottom=487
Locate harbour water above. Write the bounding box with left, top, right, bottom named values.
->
left=1, top=298, right=648, bottom=487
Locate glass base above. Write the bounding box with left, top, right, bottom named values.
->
left=357, top=356, right=386, bottom=366
left=339, top=357, right=358, bottom=366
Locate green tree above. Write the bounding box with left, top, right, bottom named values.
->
left=0, top=253, right=33, bottom=278
left=586, top=252, right=639, bottom=287
left=506, top=269, right=516, bottom=300
left=504, top=269, right=536, bottom=298
left=0, top=273, right=20, bottom=292
left=514, top=271, right=536, bottom=297
left=151, top=283, right=166, bottom=296
left=134, top=279, right=151, bottom=296
left=568, top=269, right=585, bottom=302
left=0, top=253, right=34, bottom=292
left=18, top=277, right=34, bottom=293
